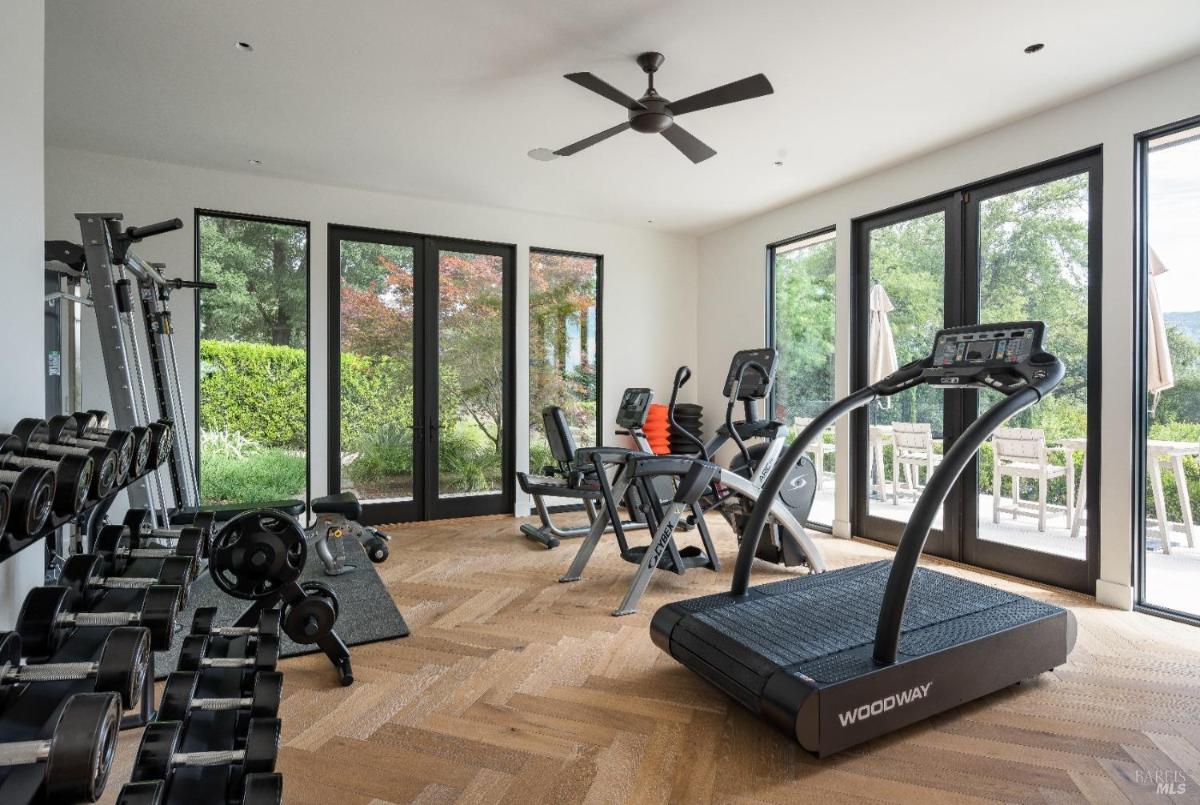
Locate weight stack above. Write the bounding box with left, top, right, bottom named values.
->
left=669, top=403, right=704, bottom=455
left=643, top=404, right=671, bottom=455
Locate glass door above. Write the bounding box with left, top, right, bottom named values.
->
left=329, top=227, right=514, bottom=523
left=853, top=198, right=959, bottom=556
left=962, top=155, right=1100, bottom=592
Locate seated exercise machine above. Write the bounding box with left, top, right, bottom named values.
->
left=516, top=389, right=657, bottom=548
left=560, top=361, right=827, bottom=615
left=651, top=321, right=1077, bottom=756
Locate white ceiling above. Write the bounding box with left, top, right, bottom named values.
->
left=45, top=0, right=1200, bottom=234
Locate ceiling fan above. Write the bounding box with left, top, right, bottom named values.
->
left=552, top=52, right=774, bottom=164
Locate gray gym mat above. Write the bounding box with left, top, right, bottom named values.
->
left=154, top=536, right=409, bottom=677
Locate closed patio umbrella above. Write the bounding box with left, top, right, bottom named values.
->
left=1148, top=248, right=1175, bottom=413
left=868, top=282, right=899, bottom=384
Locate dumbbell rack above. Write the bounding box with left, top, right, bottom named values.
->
left=0, top=416, right=169, bottom=566
left=117, top=609, right=284, bottom=805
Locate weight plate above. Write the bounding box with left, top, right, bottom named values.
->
left=130, top=427, right=151, bottom=476
left=147, top=422, right=171, bottom=466
left=252, top=672, right=284, bottom=718
left=209, top=510, right=307, bottom=600
left=16, top=585, right=75, bottom=657
left=131, top=721, right=181, bottom=786
left=86, top=447, right=118, bottom=498
left=96, top=627, right=150, bottom=708
left=116, top=780, right=165, bottom=805
left=241, top=772, right=283, bottom=805
left=157, top=671, right=200, bottom=722
left=44, top=692, right=121, bottom=803
left=141, top=586, right=180, bottom=650
left=243, top=718, right=281, bottom=774
left=283, top=586, right=337, bottom=645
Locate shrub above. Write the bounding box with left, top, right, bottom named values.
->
left=200, top=340, right=307, bottom=449
left=200, top=446, right=306, bottom=503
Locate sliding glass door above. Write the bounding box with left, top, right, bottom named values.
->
left=853, top=151, right=1100, bottom=592
left=1138, top=117, right=1200, bottom=621
left=329, top=226, right=514, bottom=524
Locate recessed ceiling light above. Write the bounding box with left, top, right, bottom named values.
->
left=774, top=160, right=784, bottom=167
left=647, top=219, right=654, bottom=224
left=1024, top=43, right=1044, bottom=54
left=236, top=41, right=254, bottom=52
left=248, top=159, right=262, bottom=166
left=527, top=147, right=558, bottom=162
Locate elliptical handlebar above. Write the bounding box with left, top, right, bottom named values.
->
left=667, top=366, right=708, bottom=460
left=725, top=359, right=771, bottom=472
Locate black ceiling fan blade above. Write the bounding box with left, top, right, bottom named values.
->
left=564, top=72, right=645, bottom=111
left=668, top=73, right=773, bottom=116
left=553, top=122, right=632, bottom=156
left=661, top=123, right=716, bottom=164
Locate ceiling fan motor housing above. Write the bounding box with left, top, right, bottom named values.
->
left=631, top=94, right=673, bottom=133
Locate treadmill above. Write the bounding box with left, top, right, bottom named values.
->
left=650, top=321, right=1077, bottom=756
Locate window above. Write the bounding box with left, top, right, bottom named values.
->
left=769, top=229, right=836, bottom=528
left=528, top=249, right=601, bottom=473
left=196, top=211, right=309, bottom=505
left=1138, top=117, right=1200, bottom=620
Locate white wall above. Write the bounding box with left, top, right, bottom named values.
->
left=44, top=147, right=698, bottom=516
left=698, top=54, right=1200, bottom=609
left=0, top=1, right=46, bottom=627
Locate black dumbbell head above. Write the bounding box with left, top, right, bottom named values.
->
left=16, top=585, right=76, bottom=657
left=44, top=692, right=122, bottom=803
left=0, top=630, right=20, bottom=666
left=57, top=553, right=103, bottom=597
left=258, top=609, right=282, bottom=638
left=129, top=426, right=151, bottom=475
left=157, top=671, right=200, bottom=723
left=158, top=555, right=194, bottom=590
left=84, top=446, right=119, bottom=497
left=252, top=672, right=284, bottom=719
left=116, top=780, right=165, bottom=805
left=243, top=718, right=281, bottom=775
left=95, top=524, right=132, bottom=574
left=254, top=635, right=281, bottom=672
left=96, top=627, right=151, bottom=708
left=131, top=720, right=182, bottom=786
left=190, top=607, right=217, bottom=636
left=241, top=772, right=283, bottom=805
left=141, top=586, right=180, bottom=651
left=0, top=483, right=9, bottom=539
left=177, top=634, right=210, bottom=672
left=123, top=508, right=151, bottom=535
left=0, top=465, right=55, bottom=537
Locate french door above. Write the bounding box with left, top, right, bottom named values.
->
left=328, top=225, right=515, bottom=524
left=852, top=151, right=1101, bottom=592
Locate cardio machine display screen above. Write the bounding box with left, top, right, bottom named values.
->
left=932, top=326, right=1036, bottom=368
left=616, top=388, right=652, bottom=428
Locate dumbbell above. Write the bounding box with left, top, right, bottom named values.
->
left=16, top=584, right=179, bottom=657
left=0, top=434, right=91, bottom=516
left=58, top=553, right=192, bottom=609
left=117, top=774, right=283, bottom=805
left=191, top=607, right=281, bottom=641
left=0, top=466, right=54, bottom=538
left=125, top=508, right=214, bottom=559
left=67, top=412, right=151, bottom=475
left=158, top=670, right=283, bottom=724
left=76, top=410, right=172, bottom=468
left=0, top=692, right=121, bottom=803
left=177, top=633, right=280, bottom=673
left=132, top=717, right=280, bottom=796
left=94, top=524, right=201, bottom=581
left=0, top=627, right=150, bottom=707
left=7, top=421, right=118, bottom=501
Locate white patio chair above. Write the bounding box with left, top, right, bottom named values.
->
left=891, top=422, right=940, bottom=504
left=991, top=427, right=1072, bottom=533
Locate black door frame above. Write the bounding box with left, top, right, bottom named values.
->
left=1134, top=113, right=1200, bottom=624
left=851, top=148, right=1102, bottom=593
left=328, top=224, right=516, bottom=524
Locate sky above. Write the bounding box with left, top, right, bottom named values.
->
left=1149, top=130, right=1200, bottom=313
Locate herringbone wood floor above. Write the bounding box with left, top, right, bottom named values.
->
left=106, top=513, right=1200, bottom=804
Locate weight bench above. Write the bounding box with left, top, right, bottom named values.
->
left=517, top=406, right=648, bottom=549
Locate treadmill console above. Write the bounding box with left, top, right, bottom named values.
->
left=723, top=348, right=778, bottom=401
left=925, top=321, right=1047, bottom=389
left=615, top=388, right=653, bottom=429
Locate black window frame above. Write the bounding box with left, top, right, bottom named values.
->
left=528, top=246, right=605, bottom=452
left=850, top=147, right=1102, bottom=594
left=766, top=225, right=837, bottom=532
left=193, top=208, right=312, bottom=508
left=1133, top=112, right=1200, bottom=625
